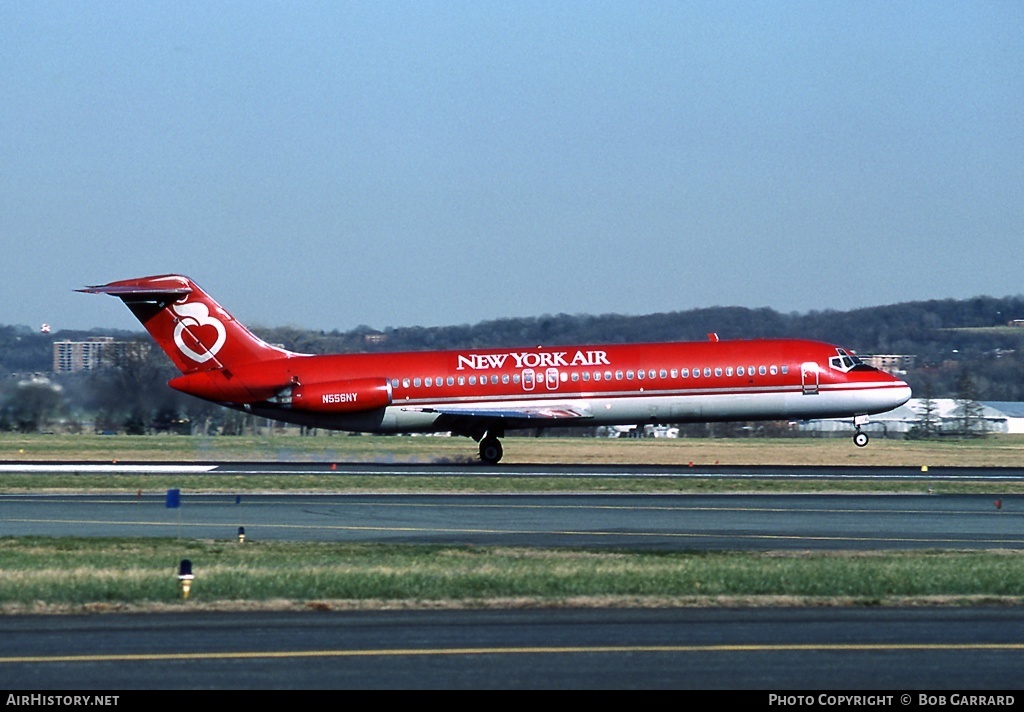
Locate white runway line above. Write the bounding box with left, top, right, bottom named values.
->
left=0, top=464, right=218, bottom=473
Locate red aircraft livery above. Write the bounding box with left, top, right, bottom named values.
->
left=80, top=275, right=912, bottom=463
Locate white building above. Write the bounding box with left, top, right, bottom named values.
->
left=796, top=399, right=1024, bottom=437
left=52, top=337, right=149, bottom=373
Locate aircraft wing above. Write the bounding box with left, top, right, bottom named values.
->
left=402, top=402, right=594, bottom=440
left=415, top=403, right=594, bottom=421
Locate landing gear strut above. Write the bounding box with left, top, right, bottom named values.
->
left=853, top=415, right=870, bottom=447
left=479, top=435, right=503, bottom=464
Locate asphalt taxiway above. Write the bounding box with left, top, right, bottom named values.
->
left=1, top=607, right=1023, bottom=690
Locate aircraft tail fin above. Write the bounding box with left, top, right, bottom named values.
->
left=78, top=274, right=295, bottom=375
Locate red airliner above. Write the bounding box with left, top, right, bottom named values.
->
left=81, top=275, right=912, bottom=463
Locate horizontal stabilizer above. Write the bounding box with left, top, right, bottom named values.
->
left=77, top=283, right=191, bottom=298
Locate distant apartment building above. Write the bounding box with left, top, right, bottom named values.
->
left=861, top=354, right=916, bottom=375
left=52, top=337, right=149, bottom=373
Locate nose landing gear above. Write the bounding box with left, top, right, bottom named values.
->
left=853, top=415, right=870, bottom=447
left=853, top=427, right=869, bottom=447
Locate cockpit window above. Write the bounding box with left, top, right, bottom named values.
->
left=828, top=348, right=870, bottom=373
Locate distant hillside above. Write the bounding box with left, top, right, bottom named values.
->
left=250, top=294, right=1024, bottom=359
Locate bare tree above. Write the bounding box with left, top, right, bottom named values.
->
left=86, top=340, right=182, bottom=434
left=907, top=379, right=940, bottom=440
left=954, top=368, right=987, bottom=439
left=3, top=381, right=67, bottom=433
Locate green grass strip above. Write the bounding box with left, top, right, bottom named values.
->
left=1, top=473, right=1022, bottom=495
left=1, top=538, right=1022, bottom=608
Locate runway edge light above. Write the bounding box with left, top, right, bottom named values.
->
left=178, top=559, right=194, bottom=600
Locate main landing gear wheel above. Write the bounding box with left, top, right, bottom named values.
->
left=853, top=429, right=869, bottom=447
left=479, top=436, right=503, bottom=464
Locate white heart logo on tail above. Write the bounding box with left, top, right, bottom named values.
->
left=172, top=302, right=226, bottom=363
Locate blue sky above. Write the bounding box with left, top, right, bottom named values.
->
left=2, top=1, right=1022, bottom=334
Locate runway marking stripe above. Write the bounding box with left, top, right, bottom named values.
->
left=0, top=465, right=217, bottom=473
left=2, top=642, right=1024, bottom=664
left=292, top=501, right=1019, bottom=516
left=2, top=497, right=1017, bottom=519
left=3, top=464, right=1023, bottom=480
left=4, top=518, right=1022, bottom=545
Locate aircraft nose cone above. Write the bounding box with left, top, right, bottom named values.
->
left=891, top=382, right=913, bottom=408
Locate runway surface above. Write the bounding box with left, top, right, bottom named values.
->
left=2, top=461, right=1023, bottom=550
left=1, top=492, right=1021, bottom=550
left=5, top=460, right=1024, bottom=481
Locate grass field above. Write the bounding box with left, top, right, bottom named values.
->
left=1, top=432, right=1022, bottom=612
left=1, top=539, right=1021, bottom=614
left=4, top=431, right=1024, bottom=468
